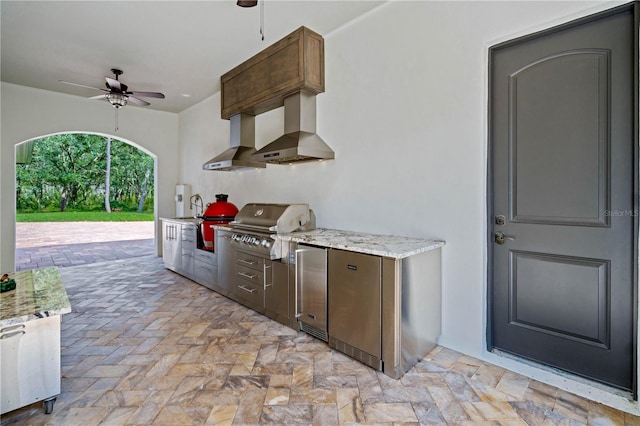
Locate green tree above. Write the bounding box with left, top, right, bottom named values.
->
left=16, top=134, right=105, bottom=211
left=109, top=140, right=154, bottom=211
left=16, top=134, right=154, bottom=213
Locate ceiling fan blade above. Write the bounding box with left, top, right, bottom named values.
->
left=128, top=91, right=165, bottom=99
left=88, top=94, right=107, bottom=100
left=127, top=96, right=150, bottom=106
left=106, top=77, right=122, bottom=92
left=59, top=80, right=107, bottom=92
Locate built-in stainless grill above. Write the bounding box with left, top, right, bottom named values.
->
left=229, top=203, right=315, bottom=259
left=222, top=203, right=316, bottom=321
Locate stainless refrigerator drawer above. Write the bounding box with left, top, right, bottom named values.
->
left=328, top=249, right=381, bottom=360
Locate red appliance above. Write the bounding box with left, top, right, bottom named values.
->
left=201, top=194, right=238, bottom=251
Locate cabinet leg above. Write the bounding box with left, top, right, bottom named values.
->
left=43, top=397, right=56, bottom=414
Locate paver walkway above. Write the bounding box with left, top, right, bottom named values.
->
left=14, top=221, right=155, bottom=271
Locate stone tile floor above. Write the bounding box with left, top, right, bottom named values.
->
left=2, top=256, right=640, bottom=425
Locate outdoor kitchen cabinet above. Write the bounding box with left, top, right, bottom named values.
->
left=215, top=229, right=234, bottom=297
left=180, top=224, right=197, bottom=280
left=162, top=219, right=218, bottom=290
left=1, top=316, right=61, bottom=415
left=0, top=268, right=71, bottom=416
left=162, top=220, right=181, bottom=272
left=232, top=249, right=267, bottom=313
left=279, top=228, right=443, bottom=380
left=264, top=260, right=290, bottom=326
left=325, top=248, right=442, bottom=379
left=193, top=249, right=217, bottom=290
left=379, top=249, right=442, bottom=379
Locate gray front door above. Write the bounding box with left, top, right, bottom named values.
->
left=489, top=4, right=637, bottom=391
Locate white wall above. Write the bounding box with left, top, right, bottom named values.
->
left=0, top=82, right=179, bottom=271
left=180, top=0, right=614, bottom=357
left=181, top=2, right=640, bottom=410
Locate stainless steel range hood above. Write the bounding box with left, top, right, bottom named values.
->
left=252, top=92, right=335, bottom=164
left=203, top=113, right=266, bottom=171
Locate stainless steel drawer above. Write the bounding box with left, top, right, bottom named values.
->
left=235, top=264, right=263, bottom=285
left=235, top=280, right=264, bottom=311
left=181, top=251, right=195, bottom=278
left=181, top=226, right=197, bottom=245
left=194, top=260, right=217, bottom=289
left=235, top=251, right=264, bottom=271
left=194, top=249, right=217, bottom=265
left=195, top=259, right=216, bottom=275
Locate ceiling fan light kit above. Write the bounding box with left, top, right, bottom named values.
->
left=105, top=93, right=127, bottom=108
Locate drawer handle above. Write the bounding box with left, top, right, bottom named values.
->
left=238, top=272, right=257, bottom=279
left=0, top=324, right=25, bottom=334
left=238, top=285, right=256, bottom=294
left=238, top=259, right=256, bottom=265
left=0, top=330, right=25, bottom=339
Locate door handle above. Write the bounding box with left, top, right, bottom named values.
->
left=0, top=330, right=25, bottom=339
left=494, top=231, right=515, bottom=245
left=263, top=264, right=271, bottom=288
left=0, top=324, right=25, bottom=334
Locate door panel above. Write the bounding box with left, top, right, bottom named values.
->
left=510, top=251, right=609, bottom=347
left=510, top=50, right=610, bottom=226
left=490, top=6, right=635, bottom=391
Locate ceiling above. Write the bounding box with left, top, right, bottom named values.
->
left=1, top=1, right=385, bottom=114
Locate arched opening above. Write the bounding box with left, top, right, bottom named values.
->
left=13, top=131, right=159, bottom=270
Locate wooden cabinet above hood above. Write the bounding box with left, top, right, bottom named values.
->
left=220, top=26, right=324, bottom=120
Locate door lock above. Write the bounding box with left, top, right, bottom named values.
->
left=495, top=215, right=506, bottom=226
left=494, top=231, right=515, bottom=245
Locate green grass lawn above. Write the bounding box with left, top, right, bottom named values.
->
left=16, top=211, right=154, bottom=222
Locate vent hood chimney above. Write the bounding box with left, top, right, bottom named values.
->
left=252, top=92, right=335, bottom=164
left=202, top=113, right=266, bottom=171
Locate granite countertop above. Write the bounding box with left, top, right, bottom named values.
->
left=277, top=228, right=444, bottom=259
left=160, top=217, right=202, bottom=226
left=212, top=225, right=444, bottom=258
left=0, top=268, right=72, bottom=327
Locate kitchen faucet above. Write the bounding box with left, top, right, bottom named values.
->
left=190, top=194, right=204, bottom=218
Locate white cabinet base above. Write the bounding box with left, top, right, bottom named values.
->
left=1, top=315, right=61, bottom=415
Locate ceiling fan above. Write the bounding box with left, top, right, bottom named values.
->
left=60, top=68, right=165, bottom=109
left=60, top=68, right=165, bottom=131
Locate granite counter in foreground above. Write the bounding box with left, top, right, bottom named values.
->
left=0, top=268, right=72, bottom=327
left=277, top=228, right=445, bottom=259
